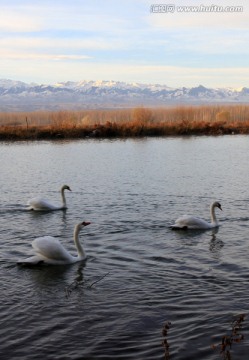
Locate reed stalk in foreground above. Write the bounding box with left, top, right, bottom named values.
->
left=211, top=314, right=245, bottom=359
left=162, top=321, right=171, bottom=360
left=1, top=105, right=249, bottom=140
left=161, top=314, right=245, bottom=360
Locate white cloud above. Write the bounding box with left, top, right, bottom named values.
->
left=169, top=30, right=249, bottom=54
left=0, top=52, right=91, bottom=60
left=0, top=8, right=43, bottom=32
left=0, top=36, right=124, bottom=51
left=109, top=65, right=249, bottom=87
left=2, top=60, right=248, bottom=88
left=0, top=3, right=131, bottom=34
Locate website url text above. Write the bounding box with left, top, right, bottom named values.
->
left=150, top=4, right=243, bottom=13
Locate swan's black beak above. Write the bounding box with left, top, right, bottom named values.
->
left=82, top=221, right=91, bottom=227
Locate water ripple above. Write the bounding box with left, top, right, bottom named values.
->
left=1, top=138, right=249, bottom=359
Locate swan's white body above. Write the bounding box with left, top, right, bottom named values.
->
left=171, top=201, right=222, bottom=230
left=18, top=221, right=91, bottom=265
left=27, top=185, right=71, bottom=211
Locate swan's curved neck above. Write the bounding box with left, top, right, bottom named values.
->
left=210, top=204, right=217, bottom=224
left=61, top=188, right=67, bottom=208
left=74, top=226, right=85, bottom=259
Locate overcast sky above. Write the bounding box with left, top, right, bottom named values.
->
left=1, top=0, right=248, bottom=87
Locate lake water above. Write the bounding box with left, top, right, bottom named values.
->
left=0, top=136, right=249, bottom=359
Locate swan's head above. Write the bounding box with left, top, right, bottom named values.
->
left=75, top=221, right=91, bottom=231
left=62, top=185, right=71, bottom=192
left=214, top=201, right=222, bottom=211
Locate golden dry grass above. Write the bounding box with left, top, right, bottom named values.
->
left=1, top=105, right=249, bottom=140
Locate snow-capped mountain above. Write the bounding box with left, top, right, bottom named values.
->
left=0, top=79, right=248, bottom=111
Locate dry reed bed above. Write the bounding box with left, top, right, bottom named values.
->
left=1, top=105, right=249, bottom=140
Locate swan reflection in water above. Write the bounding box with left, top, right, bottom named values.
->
left=209, top=228, right=224, bottom=257
left=17, top=260, right=87, bottom=302
left=65, top=262, right=87, bottom=297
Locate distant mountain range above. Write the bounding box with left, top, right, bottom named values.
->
left=0, top=79, right=248, bottom=111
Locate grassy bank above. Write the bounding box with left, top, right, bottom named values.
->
left=1, top=105, right=249, bottom=140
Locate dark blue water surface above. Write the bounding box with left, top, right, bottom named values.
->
left=0, top=136, right=249, bottom=359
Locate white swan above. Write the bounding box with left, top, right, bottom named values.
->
left=170, top=201, right=222, bottom=230
left=27, top=185, right=71, bottom=211
left=17, top=221, right=91, bottom=265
